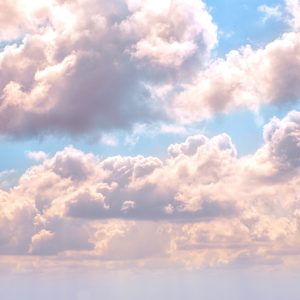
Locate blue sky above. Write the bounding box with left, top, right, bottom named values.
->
left=208, top=0, right=287, bottom=54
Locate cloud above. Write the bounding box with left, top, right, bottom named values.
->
left=249, top=110, right=300, bottom=180
left=173, top=32, right=300, bottom=123
left=1, top=0, right=300, bottom=139
left=2, top=0, right=300, bottom=270
left=1, top=111, right=300, bottom=268
left=170, top=0, right=300, bottom=124
left=286, top=0, right=300, bottom=30
left=123, top=0, right=217, bottom=67
left=0, top=169, right=16, bottom=189
left=258, top=4, right=282, bottom=23
left=0, top=0, right=52, bottom=41
left=27, top=151, right=48, bottom=161
left=0, top=0, right=217, bottom=137
left=99, top=134, right=119, bottom=147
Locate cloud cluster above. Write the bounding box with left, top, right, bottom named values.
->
left=171, top=0, right=300, bottom=123
left=1, top=0, right=300, bottom=137
left=2, top=0, right=300, bottom=271
left=0, top=0, right=50, bottom=40
left=0, top=0, right=217, bottom=137
left=1, top=111, right=300, bottom=268
left=123, top=0, right=217, bottom=67
left=173, top=31, right=300, bottom=122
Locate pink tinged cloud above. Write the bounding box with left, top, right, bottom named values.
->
left=0, top=0, right=217, bottom=137
left=1, top=0, right=300, bottom=136
left=173, top=32, right=300, bottom=123
left=1, top=111, right=300, bottom=268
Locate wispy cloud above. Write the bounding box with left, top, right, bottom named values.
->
left=258, top=4, right=282, bottom=23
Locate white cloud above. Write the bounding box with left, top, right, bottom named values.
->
left=173, top=32, right=300, bottom=123
left=258, top=4, right=282, bottom=23
left=1, top=0, right=300, bottom=139
left=0, top=0, right=217, bottom=137
left=1, top=111, right=300, bottom=269
left=99, top=134, right=119, bottom=147
left=122, top=0, right=217, bottom=67
left=27, top=151, right=48, bottom=161
left=169, top=0, right=300, bottom=124
left=286, top=0, right=300, bottom=29
left=2, top=0, right=300, bottom=271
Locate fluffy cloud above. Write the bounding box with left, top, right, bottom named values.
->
left=1, top=0, right=300, bottom=138
left=248, top=111, right=300, bottom=180
left=3, top=0, right=300, bottom=275
left=173, top=31, right=300, bottom=122
left=122, top=0, right=217, bottom=67
left=0, top=0, right=52, bottom=40
left=1, top=111, right=300, bottom=269
left=170, top=0, right=300, bottom=123
left=0, top=0, right=217, bottom=137
left=286, top=0, right=300, bottom=29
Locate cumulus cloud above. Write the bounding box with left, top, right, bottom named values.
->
left=1, top=0, right=300, bottom=138
left=122, top=0, right=217, bottom=67
left=1, top=111, right=300, bottom=268
left=170, top=0, right=300, bottom=123
left=2, top=0, right=300, bottom=270
left=1, top=0, right=300, bottom=139
left=0, top=0, right=52, bottom=40
left=0, top=0, right=217, bottom=137
left=286, top=0, right=300, bottom=29
left=173, top=31, right=300, bottom=123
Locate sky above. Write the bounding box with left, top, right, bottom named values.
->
left=1, top=0, right=300, bottom=299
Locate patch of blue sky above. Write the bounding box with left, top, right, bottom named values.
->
left=203, top=109, right=264, bottom=155
left=0, top=38, right=23, bottom=51
left=206, top=0, right=287, bottom=57
left=0, top=127, right=192, bottom=173
left=260, top=101, right=300, bottom=120
left=1, top=101, right=299, bottom=178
